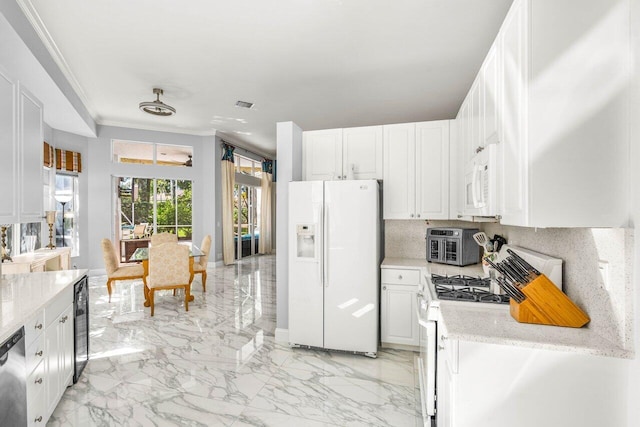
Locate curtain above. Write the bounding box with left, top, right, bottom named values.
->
left=55, top=148, right=82, bottom=173
left=43, top=142, right=54, bottom=167
left=221, top=143, right=236, bottom=265
left=258, top=159, right=273, bottom=255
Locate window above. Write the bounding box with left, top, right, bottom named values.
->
left=113, top=140, right=193, bottom=168
left=55, top=173, right=79, bottom=256
left=1, top=225, right=12, bottom=259
left=118, top=176, right=192, bottom=243
left=234, top=154, right=262, bottom=178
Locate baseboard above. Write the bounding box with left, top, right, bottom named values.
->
left=88, top=268, right=106, bottom=276
left=275, top=328, right=289, bottom=344
left=381, top=342, right=419, bottom=352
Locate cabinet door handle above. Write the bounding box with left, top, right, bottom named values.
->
left=410, top=214, right=414, bottom=218
left=35, top=323, right=43, bottom=330
left=34, top=416, right=43, bottom=423
left=398, top=275, right=403, bottom=280
left=382, top=286, right=387, bottom=291
left=35, top=350, right=43, bottom=357
left=60, top=315, right=69, bottom=323
left=35, top=378, right=43, bottom=384
left=475, top=146, right=484, bottom=153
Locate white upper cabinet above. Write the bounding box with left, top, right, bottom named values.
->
left=469, top=82, right=481, bottom=160
left=482, top=43, right=500, bottom=147
left=303, top=129, right=342, bottom=181
left=416, top=121, right=450, bottom=219
left=383, top=121, right=450, bottom=220
left=303, top=126, right=383, bottom=181
left=0, top=70, right=44, bottom=225
left=342, top=126, right=383, bottom=180
left=499, top=0, right=528, bottom=226
left=19, top=85, right=44, bottom=223
left=0, top=66, right=18, bottom=224
left=455, top=0, right=629, bottom=228
left=383, top=123, right=415, bottom=219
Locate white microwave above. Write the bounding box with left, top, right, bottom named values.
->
left=464, top=143, right=498, bottom=217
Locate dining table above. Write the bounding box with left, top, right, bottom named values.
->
left=129, top=243, right=204, bottom=307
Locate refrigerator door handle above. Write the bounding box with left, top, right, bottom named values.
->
left=324, top=204, right=329, bottom=288
left=318, top=204, right=323, bottom=286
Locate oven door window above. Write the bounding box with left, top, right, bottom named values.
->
left=429, top=238, right=441, bottom=262
left=444, top=239, right=458, bottom=263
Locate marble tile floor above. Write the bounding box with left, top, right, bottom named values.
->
left=49, top=255, right=422, bottom=426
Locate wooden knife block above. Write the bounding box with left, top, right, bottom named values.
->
left=509, top=274, right=590, bottom=328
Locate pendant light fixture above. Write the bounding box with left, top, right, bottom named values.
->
left=139, top=88, right=176, bottom=116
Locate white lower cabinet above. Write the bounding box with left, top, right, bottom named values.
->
left=45, top=304, right=74, bottom=419
left=26, top=310, right=46, bottom=426
left=380, top=267, right=420, bottom=348
left=26, top=286, right=74, bottom=425
left=435, top=318, right=627, bottom=427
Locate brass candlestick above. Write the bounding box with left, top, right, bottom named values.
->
left=45, top=210, right=56, bottom=249
left=1, top=225, right=12, bottom=262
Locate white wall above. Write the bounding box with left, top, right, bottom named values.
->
left=627, top=0, right=640, bottom=424
left=87, top=125, right=215, bottom=270
left=275, top=121, right=302, bottom=333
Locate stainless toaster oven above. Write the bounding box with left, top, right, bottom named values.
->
left=426, top=227, right=480, bottom=266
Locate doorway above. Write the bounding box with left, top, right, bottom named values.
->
left=234, top=184, right=261, bottom=260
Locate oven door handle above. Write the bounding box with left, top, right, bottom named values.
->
left=425, top=320, right=437, bottom=416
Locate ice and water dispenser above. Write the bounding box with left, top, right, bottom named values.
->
left=296, top=224, right=316, bottom=259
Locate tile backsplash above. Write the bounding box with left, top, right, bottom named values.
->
left=385, top=219, right=634, bottom=350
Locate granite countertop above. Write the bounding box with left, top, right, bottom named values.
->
left=382, top=257, right=632, bottom=359
left=437, top=302, right=632, bottom=358
left=0, top=270, right=88, bottom=343
left=381, top=257, right=485, bottom=277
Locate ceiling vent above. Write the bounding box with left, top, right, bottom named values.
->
left=235, top=100, right=254, bottom=109
left=139, top=88, right=176, bottom=117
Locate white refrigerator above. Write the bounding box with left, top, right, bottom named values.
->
left=288, top=180, right=380, bottom=356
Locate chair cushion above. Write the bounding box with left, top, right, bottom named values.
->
left=111, top=264, right=144, bottom=279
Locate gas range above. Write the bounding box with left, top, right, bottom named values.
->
left=430, top=274, right=510, bottom=305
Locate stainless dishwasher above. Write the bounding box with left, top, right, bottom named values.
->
left=0, top=327, right=27, bottom=427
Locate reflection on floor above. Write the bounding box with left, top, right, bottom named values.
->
left=49, top=255, right=421, bottom=426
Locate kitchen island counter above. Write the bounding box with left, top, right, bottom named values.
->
left=385, top=257, right=632, bottom=359
left=437, top=300, right=631, bottom=358
left=0, top=269, right=88, bottom=343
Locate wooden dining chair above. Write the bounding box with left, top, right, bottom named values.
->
left=150, top=232, right=178, bottom=246
left=101, top=239, right=145, bottom=303
left=147, top=242, right=191, bottom=316
left=192, top=235, right=211, bottom=292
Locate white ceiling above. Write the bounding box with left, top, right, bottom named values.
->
left=19, top=0, right=513, bottom=154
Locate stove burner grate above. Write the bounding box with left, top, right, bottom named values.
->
left=431, top=274, right=490, bottom=288
left=433, top=274, right=510, bottom=305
